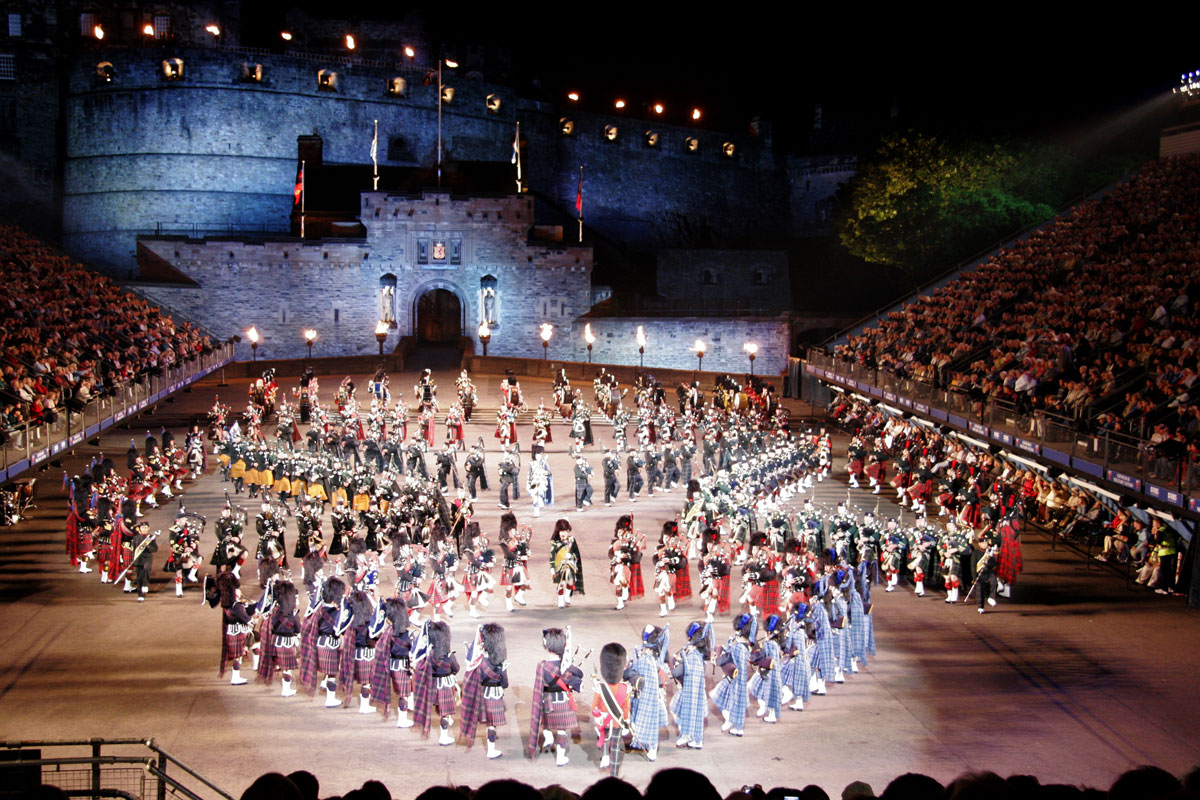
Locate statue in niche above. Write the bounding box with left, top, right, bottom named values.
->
left=381, top=285, right=395, bottom=324
left=482, top=287, right=497, bottom=324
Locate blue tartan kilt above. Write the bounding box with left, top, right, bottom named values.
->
left=539, top=693, right=577, bottom=730
left=780, top=654, right=811, bottom=701
left=711, top=677, right=743, bottom=711
left=810, top=634, right=835, bottom=680
left=630, top=692, right=667, bottom=745
left=866, top=615, right=876, bottom=656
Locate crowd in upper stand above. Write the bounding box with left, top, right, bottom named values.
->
left=0, top=225, right=213, bottom=443
left=832, top=154, right=1200, bottom=447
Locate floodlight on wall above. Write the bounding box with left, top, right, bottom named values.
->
left=722, top=141, right=736, bottom=158
left=614, top=99, right=626, bottom=109
left=388, top=77, right=407, bottom=97
left=560, top=118, right=575, bottom=135
left=93, top=24, right=105, bottom=40
left=280, top=31, right=292, bottom=41
left=603, top=124, right=618, bottom=141
left=96, top=61, right=115, bottom=83
left=644, top=130, right=659, bottom=147
left=685, top=136, right=699, bottom=153
left=691, top=107, right=702, bottom=121
left=242, top=63, right=263, bottom=83
left=567, top=91, right=580, bottom=102
left=441, top=85, right=454, bottom=103
left=161, top=58, right=184, bottom=81
left=403, top=45, right=415, bottom=59
left=205, top=24, right=220, bottom=37
left=345, top=34, right=356, bottom=50
left=318, top=69, right=337, bottom=91
left=142, top=23, right=154, bottom=36
left=485, top=93, right=501, bottom=113
left=443, top=58, right=458, bottom=69
left=652, top=102, right=664, bottom=115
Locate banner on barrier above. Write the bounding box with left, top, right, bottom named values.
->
left=1106, top=469, right=1141, bottom=492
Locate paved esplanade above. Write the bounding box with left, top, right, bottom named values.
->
left=1, top=365, right=1198, bottom=798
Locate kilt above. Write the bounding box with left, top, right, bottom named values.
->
left=244, top=468, right=260, bottom=485
left=748, top=583, right=767, bottom=608
left=260, top=469, right=274, bottom=486
left=390, top=668, right=413, bottom=698
left=230, top=459, right=246, bottom=480
left=675, top=563, right=693, bottom=600
left=480, top=688, right=507, bottom=725
left=717, top=575, right=731, bottom=613
left=809, top=632, right=835, bottom=680
left=890, top=472, right=910, bottom=489
left=218, top=453, right=232, bottom=467
left=848, top=458, right=864, bottom=476
left=274, top=636, right=299, bottom=670
left=353, top=493, right=370, bottom=512
left=333, top=487, right=348, bottom=504
left=762, top=578, right=781, bottom=617
left=355, top=649, right=376, bottom=682
left=427, top=580, right=448, bottom=606
left=434, top=677, right=458, bottom=714
left=225, top=631, right=248, bottom=661
left=317, top=641, right=341, bottom=675
left=912, top=480, right=933, bottom=502
left=629, top=563, right=645, bottom=598
left=865, top=462, right=885, bottom=481
left=292, top=480, right=307, bottom=497
left=997, top=527, right=1023, bottom=585
left=77, top=528, right=94, bottom=555
left=308, top=484, right=328, bottom=502
left=500, top=566, right=513, bottom=586
left=274, top=476, right=292, bottom=495
left=539, top=693, right=577, bottom=729
left=780, top=650, right=811, bottom=701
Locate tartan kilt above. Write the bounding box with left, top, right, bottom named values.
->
left=129, top=482, right=152, bottom=501
left=244, top=468, right=260, bottom=485
left=762, top=578, right=781, bottom=617
left=629, top=563, right=645, bottom=599
left=913, top=480, right=933, bottom=502
left=749, top=583, right=767, bottom=608
left=865, top=462, right=885, bottom=481
left=225, top=632, right=248, bottom=661
left=77, top=528, right=94, bottom=555
left=308, top=484, right=328, bottom=502
left=274, top=642, right=299, bottom=671
left=848, top=458, right=864, bottom=476
left=711, top=677, right=740, bottom=711
left=427, top=580, right=448, bottom=606
left=218, top=453, right=232, bottom=467
left=353, top=493, right=370, bottom=512
left=229, top=459, right=246, bottom=480
left=539, top=695, right=576, bottom=729
left=891, top=472, right=911, bottom=489
left=391, top=669, right=413, bottom=698
left=355, top=654, right=375, bottom=683
left=317, top=643, right=341, bottom=675
left=500, top=566, right=513, bottom=586
left=481, top=693, right=507, bottom=725
left=717, top=575, right=731, bottom=613
left=675, top=563, right=693, bottom=600
left=997, top=532, right=1023, bottom=585
left=274, top=476, right=292, bottom=495
left=435, top=681, right=458, bottom=714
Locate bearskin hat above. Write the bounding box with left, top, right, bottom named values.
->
left=321, top=576, right=346, bottom=605
left=615, top=514, right=634, bottom=533
left=499, top=512, right=519, bottom=538
left=428, top=621, right=451, bottom=661
left=349, top=590, right=374, bottom=627
left=481, top=623, right=506, bottom=664
left=216, top=571, right=239, bottom=609
left=599, top=642, right=626, bottom=685
left=273, top=580, right=297, bottom=614
left=552, top=519, right=572, bottom=538
left=384, top=596, right=409, bottom=628
left=750, top=532, right=769, bottom=549
left=542, top=627, right=567, bottom=656
left=784, top=538, right=803, bottom=554
left=686, top=479, right=701, bottom=500
left=661, top=520, right=679, bottom=539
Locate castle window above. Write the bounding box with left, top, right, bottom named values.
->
left=603, top=124, right=618, bottom=141
left=754, top=270, right=767, bottom=285
left=380, top=274, right=397, bottom=324
left=317, top=69, right=337, bottom=91
left=441, top=86, right=454, bottom=103
left=485, top=93, right=501, bottom=113
left=560, top=118, right=574, bottom=136
left=417, top=239, right=429, bottom=264
left=644, top=130, right=659, bottom=148
left=8, top=13, right=21, bottom=37
left=685, top=137, right=699, bottom=153
left=96, top=61, right=115, bottom=83
left=242, top=63, right=263, bottom=83
left=722, top=142, right=736, bottom=158
left=79, top=13, right=98, bottom=37
left=450, top=240, right=462, bottom=264
left=387, top=77, right=406, bottom=97
left=152, top=14, right=170, bottom=39
left=161, top=58, right=184, bottom=81
left=0, top=54, right=14, bottom=81
left=480, top=275, right=498, bottom=324
left=702, top=269, right=717, bottom=286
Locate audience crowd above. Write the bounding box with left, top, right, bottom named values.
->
left=0, top=225, right=213, bottom=444
left=831, top=155, right=1200, bottom=465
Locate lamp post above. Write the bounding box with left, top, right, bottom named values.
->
left=539, top=323, right=553, bottom=360
left=247, top=326, right=259, bottom=362
left=375, top=321, right=388, bottom=356
left=694, top=338, right=706, bottom=379
left=437, top=57, right=458, bottom=187
left=584, top=323, right=596, bottom=363
left=304, top=329, right=316, bottom=361
left=636, top=325, right=646, bottom=368
left=478, top=321, right=491, bottom=356
left=744, top=342, right=758, bottom=376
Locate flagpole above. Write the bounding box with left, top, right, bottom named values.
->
left=515, top=121, right=522, bottom=194
left=300, top=158, right=306, bottom=240
left=372, top=119, right=379, bottom=190
left=577, top=165, right=583, bottom=244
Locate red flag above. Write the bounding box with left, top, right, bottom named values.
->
left=575, top=167, right=582, bottom=215
left=293, top=164, right=304, bottom=206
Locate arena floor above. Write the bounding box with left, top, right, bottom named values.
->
left=1, top=365, right=1198, bottom=799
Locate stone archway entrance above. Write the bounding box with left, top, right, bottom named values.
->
left=416, top=288, right=462, bottom=343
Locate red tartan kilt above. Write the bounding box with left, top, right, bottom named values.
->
left=97, top=541, right=118, bottom=564
left=962, top=505, right=981, bottom=527
left=225, top=632, right=248, bottom=661
left=77, top=530, right=93, bottom=554
left=762, top=578, right=781, bottom=617
left=500, top=567, right=513, bottom=586
left=891, top=472, right=911, bottom=489
left=848, top=458, right=864, bottom=476
left=355, top=658, right=374, bottom=683
left=996, top=536, right=1023, bottom=584
left=540, top=696, right=576, bottom=729
left=629, top=564, right=645, bottom=598
left=317, top=644, right=341, bottom=675
left=428, top=581, right=448, bottom=606
left=482, top=694, right=507, bottom=725
left=749, top=584, right=766, bottom=607
left=938, top=492, right=956, bottom=507
left=865, top=463, right=885, bottom=481
left=675, top=565, right=692, bottom=600
left=129, top=483, right=151, bottom=501
left=912, top=480, right=932, bottom=502
left=717, top=576, right=731, bottom=613
left=274, top=645, right=299, bottom=671
left=391, top=670, right=413, bottom=697
left=435, top=683, right=458, bottom=714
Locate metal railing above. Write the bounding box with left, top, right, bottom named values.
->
left=807, top=349, right=1200, bottom=507
left=0, top=344, right=234, bottom=487
left=0, top=739, right=233, bottom=800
